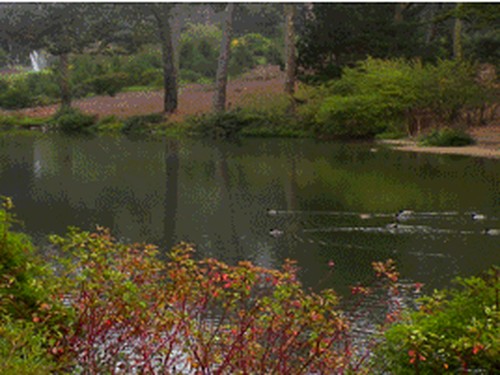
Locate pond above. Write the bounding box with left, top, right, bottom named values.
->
left=1, top=132, right=499, bottom=295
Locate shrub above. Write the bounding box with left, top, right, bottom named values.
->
left=375, top=267, right=500, bottom=374
left=139, top=68, right=163, bottom=87
left=187, top=109, right=265, bottom=138
left=0, top=115, right=50, bottom=129
left=0, top=198, right=47, bottom=319
left=122, top=113, right=165, bottom=135
left=48, top=227, right=357, bottom=373
left=95, top=115, right=124, bottom=133
left=418, top=127, right=475, bottom=147
left=229, top=33, right=281, bottom=76
left=0, top=71, right=59, bottom=109
left=315, top=94, right=393, bottom=138
left=0, top=77, right=9, bottom=92
left=85, top=72, right=128, bottom=96
left=51, top=107, right=97, bottom=133
left=0, top=199, right=72, bottom=372
left=180, top=23, right=221, bottom=80
left=0, top=80, right=34, bottom=109
left=0, top=318, right=59, bottom=375
left=180, top=69, right=204, bottom=83
left=122, top=48, right=162, bottom=85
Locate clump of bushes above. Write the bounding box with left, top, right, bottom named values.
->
left=418, top=128, right=475, bottom=147
left=122, top=113, right=165, bottom=135
left=376, top=267, right=499, bottom=374
left=94, top=114, right=124, bottom=133
left=187, top=109, right=260, bottom=138
left=51, top=107, right=97, bottom=133
left=300, top=58, right=493, bottom=139
left=84, top=72, right=128, bottom=96
left=0, top=71, right=59, bottom=109
left=0, top=199, right=70, bottom=373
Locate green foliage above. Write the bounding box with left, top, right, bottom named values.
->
left=0, top=71, right=59, bottom=109
left=187, top=110, right=258, bottom=139
left=315, top=94, right=393, bottom=139
left=376, top=267, right=500, bottom=374
left=0, top=198, right=47, bottom=319
left=418, top=128, right=475, bottom=147
left=229, top=33, right=282, bottom=76
left=85, top=72, right=128, bottom=96
left=303, top=58, right=492, bottom=138
left=121, top=48, right=162, bottom=85
left=0, top=318, right=58, bottom=375
left=179, top=69, right=205, bottom=84
left=139, top=68, right=163, bottom=87
left=0, top=199, right=75, bottom=372
left=180, top=23, right=222, bottom=80
left=375, top=131, right=407, bottom=140
left=0, top=115, right=50, bottom=129
left=94, top=115, right=124, bottom=133
left=51, top=107, right=97, bottom=133
left=0, top=77, right=35, bottom=109
left=122, top=113, right=165, bottom=135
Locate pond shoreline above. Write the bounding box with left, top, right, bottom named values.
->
left=379, top=125, right=500, bottom=159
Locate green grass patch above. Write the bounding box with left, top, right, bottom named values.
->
left=122, top=85, right=159, bottom=93
left=375, top=131, right=407, bottom=140
left=0, top=115, right=51, bottom=128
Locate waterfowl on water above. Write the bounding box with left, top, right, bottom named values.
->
left=267, top=209, right=278, bottom=216
left=386, top=222, right=399, bottom=229
left=269, top=229, right=284, bottom=238
left=395, top=210, right=413, bottom=221
left=471, top=213, right=486, bottom=221
left=483, top=228, right=500, bottom=236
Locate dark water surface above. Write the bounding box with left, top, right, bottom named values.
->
left=1, top=133, right=499, bottom=295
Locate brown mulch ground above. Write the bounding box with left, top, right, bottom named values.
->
left=4, top=66, right=287, bottom=123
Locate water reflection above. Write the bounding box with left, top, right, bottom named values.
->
left=0, top=133, right=499, bottom=295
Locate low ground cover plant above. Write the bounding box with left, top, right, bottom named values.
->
left=51, top=107, right=97, bottom=133
left=418, top=127, right=475, bottom=147
left=375, top=267, right=499, bottom=374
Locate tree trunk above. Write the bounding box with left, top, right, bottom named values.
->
left=154, top=5, right=178, bottom=114
left=284, top=4, right=296, bottom=97
left=425, top=3, right=438, bottom=44
left=213, top=3, right=235, bottom=113
left=394, top=3, right=408, bottom=23
left=453, top=3, right=463, bottom=60
left=59, top=52, right=71, bottom=109
left=170, top=9, right=182, bottom=75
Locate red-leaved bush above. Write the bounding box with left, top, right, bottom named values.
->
left=48, top=227, right=402, bottom=374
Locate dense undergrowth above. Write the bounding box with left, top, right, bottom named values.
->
left=0, top=57, right=497, bottom=143
left=1, top=198, right=498, bottom=373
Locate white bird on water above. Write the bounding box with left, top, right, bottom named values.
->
left=471, top=213, right=486, bottom=221
left=483, top=228, right=500, bottom=236
left=269, top=229, right=284, bottom=238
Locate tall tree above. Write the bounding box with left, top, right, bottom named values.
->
left=150, top=4, right=178, bottom=114
left=213, top=3, right=235, bottom=113
left=284, top=4, right=296, bottom=96
left=453, top=3, right=463, bottom=60
left=14, top=3, right=123, bottom=109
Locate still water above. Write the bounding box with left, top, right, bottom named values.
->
left=1, top=133, right=499, bottom=295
